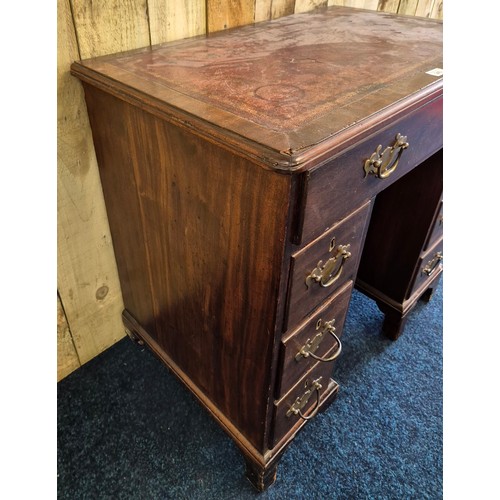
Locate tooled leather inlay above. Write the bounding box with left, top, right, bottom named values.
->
left=108, top=9, right=442, bottom=133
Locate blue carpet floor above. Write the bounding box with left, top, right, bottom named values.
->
left=57, top=281, right=442, bottom=499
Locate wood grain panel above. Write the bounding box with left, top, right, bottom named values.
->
left=133, top=111, right=291, bottom=451
left=295, top=0, right=328, bottom=14
left=398, top=0, right=419, bottom=15
left=272, top=0, right=295, bottom=19
left=81, top=82, right=159, bottom=339
left=57, top=294, right=80, bottom=381
left=346, top=0, right=379, bottom=8
left=377, top=0, right=401, bottom=12
left=81, top=85, right=292, bottom=450
left=57, top=0, right=125, bottom=367
left=206, top=0, right=255, bottom=32
left=327, top=0, right=443, bottom=17
left=70, top=0, right=150, bottom=58
left=255, top=0, right=272, bottom=22
left=415, top=0, right=435, bottom=17
left=430, top=0, right=442, bottom=19
left=360, top=0, right=380, bottom=8
left=148, top=0, right=206, bottom=45
left=328, top=0, right=378, bottom=7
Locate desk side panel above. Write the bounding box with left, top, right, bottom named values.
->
left=83, top=84, right=291, bottom=451
left=82, top=85, right=158, bottom=337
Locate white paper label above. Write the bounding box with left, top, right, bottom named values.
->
left=426, top=68, right=443, bottom=77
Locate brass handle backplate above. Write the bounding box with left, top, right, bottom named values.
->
left=295, top=318, right=342, bottom=363
left=286, top=377, right=323, bottom=420
left=422, top=251, right=443, bottom=276
left=364, top=133, right=409, bottom=179
left=306, top=238, right=351, bottom=289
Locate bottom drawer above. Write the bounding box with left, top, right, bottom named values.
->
left=408, top=238, right=443, bottom=299
left=271, top=360, right=336, bottom=447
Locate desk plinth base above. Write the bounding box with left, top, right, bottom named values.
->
left=244, top=457, right=279, bottom=491
left=122, top=309, right=340, bottom=492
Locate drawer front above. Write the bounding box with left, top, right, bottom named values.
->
left=300, top=96, right=443, bottom=244
left=423, top=199, right=443, bottom=252
left=271, top=360, right=336, bottom=447
left=286, top=201, right=371, bottom=329
left=277, top=281, right=352, bottom=399
left=409, top=238, right=443, bottom=298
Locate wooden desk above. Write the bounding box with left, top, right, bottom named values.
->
left=71, top=6, right=442, bottom=491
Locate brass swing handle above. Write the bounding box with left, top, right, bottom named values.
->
left=423, top=251, right=443, bottom=276
left=305, top=243, right=351, bottom=289
left=295, top=319, right=342, bottom=363
left=364, top=133, right=409, bottom=179
left=286, top=377, right=323, bottom=421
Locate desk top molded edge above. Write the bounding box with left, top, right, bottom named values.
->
left=71, top=7, right=443, bottom=173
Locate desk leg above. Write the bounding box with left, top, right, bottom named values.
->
left=377, top=303, right=409, bottom=341
left=421, top=284, right=438, bottom=303
left=244, top=458, right=279, bottom=492
left=358, top=268, right=442, bottom=341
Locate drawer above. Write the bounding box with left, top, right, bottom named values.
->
left=299, top=96, right=443, bottom=244
left=286, top=201, right=371, bottom=329
left=276, top=281, right=352, bottom=399
left=423, top=199, right=443, bottom=252
left=408, top=238, right=443, bottom=299
left=271, top=359, right=337, bottom=447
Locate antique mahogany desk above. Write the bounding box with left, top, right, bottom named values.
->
left=71, top=6, right=443, bottom=491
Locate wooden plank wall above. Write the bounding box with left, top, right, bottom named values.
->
left=57, top=0, right=443, bottom=381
